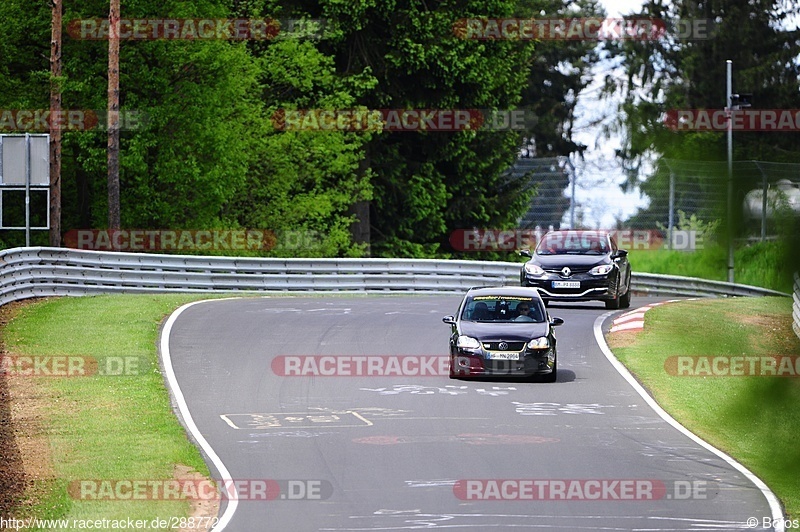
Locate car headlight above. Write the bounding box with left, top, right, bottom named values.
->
left=457, top=335, right=481, bottom=349
left=527, top=337, right=550, bottom=350
left=589, top=264, right=613, bottom=275
left=524, top=263, right=545, bottom=276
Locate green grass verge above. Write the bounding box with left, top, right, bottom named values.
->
left=630, top=241, right=793, bottom=293
left=608, top=296, right=800, bottom=517
left=3, top=294, right=231, bottom=528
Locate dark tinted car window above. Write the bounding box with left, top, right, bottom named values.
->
left=536, top=232, right=609, bottom=255
left=461, top=295, right=544, bottom=322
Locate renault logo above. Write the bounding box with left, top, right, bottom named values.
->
left=561, top=267, right=571, bottom=277
left=498, top=342, right=508, bottom=350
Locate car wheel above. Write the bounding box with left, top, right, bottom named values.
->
left=604, top=292, right=620, bottom=309
left=620, top=281, right=631, bottom=309
left=605, top=274, right=622, bottom=309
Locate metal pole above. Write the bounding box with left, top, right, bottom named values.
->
left=570, top=162, right=576, bottom=228
left=760, top=168, right=767, bottom=242
left=108, top=0, right=121, bottom=230
left=726, top=60, right=734, bottom=283
left=50, top=0, right=62, bottom=246
left=668, top=171, right=675, bottom=249
left=25, top=133, right=31, bottom=247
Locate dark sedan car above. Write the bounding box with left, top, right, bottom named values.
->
left=442, top=287, right=563, bottom=381
left=519, top=230, right=632, bottom=309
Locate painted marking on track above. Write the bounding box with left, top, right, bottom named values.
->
left=609, top=299, right=685, bottom=333
left=512, top=402, right=614, bottom=416
left=405, top=480, right=458, bottom=488
left=360, top=385, right=517, bottom=396
left=221, top=411, right=372, bottom=429
left=353, top=434, right=560, bottom=445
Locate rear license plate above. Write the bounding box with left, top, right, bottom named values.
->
left=552, top=281, right=580, bottom=288
left=486, top=352, right=520, bottom=361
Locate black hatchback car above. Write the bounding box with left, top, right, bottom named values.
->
left=519, top=230, right=632, bottom=309
left=442, top=286, right=563, bottom=381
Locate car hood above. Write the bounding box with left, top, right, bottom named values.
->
left=459, top=321, right=550, bottom=341
left=531, top=254, right=608, bottom=268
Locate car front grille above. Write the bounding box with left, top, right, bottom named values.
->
left=544, top=265, right=592, bottom=274
left=482, top=341, right=526, bottom=351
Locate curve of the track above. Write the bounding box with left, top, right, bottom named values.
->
left=163, top=295, right=777, bottom=531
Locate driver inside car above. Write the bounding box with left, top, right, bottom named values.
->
left=514, top=303, right=538, bottom=321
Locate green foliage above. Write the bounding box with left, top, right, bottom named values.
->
left=0, top=0, right=597, bottom=258
left=655, top=210, right=720, bottom=242
left=312, top=0, right=539, bottom=256
left=631, top=240, right=793, bottom=293
left=612, top=0, right=800, bottom=175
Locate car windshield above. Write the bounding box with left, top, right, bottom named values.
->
left=461, top=295, right=545, bottom=323
left=536, top=232, right=609, bottom=255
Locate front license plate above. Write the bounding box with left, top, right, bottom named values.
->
left=486, top=352, right=520, bottom=361
left=552, top=281, right=580, bottom=289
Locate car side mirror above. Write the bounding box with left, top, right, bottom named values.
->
left=550, top=317, right=564, bottom=326
left=612, top=249, right=628, bottom=259
left=518, top=249, right=532, bottom=258
left=442, top=315, right=456, bottom=325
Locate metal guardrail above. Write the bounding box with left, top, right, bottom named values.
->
left=0, top=247, right=789, bottom=307
left=794, top=272, right=800, bottom=340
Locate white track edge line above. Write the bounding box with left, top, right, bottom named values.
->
left=161, top=298, right=242, bottom=531
left=593, top=311, right=785, bottom=532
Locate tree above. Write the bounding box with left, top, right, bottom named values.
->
left=311, top=0, right=538, bottom=257
left=612, top=0, right=800, bottom=177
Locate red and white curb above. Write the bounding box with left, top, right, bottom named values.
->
left=609, top=299, right=696, bottom=333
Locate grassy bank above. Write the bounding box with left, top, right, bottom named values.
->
left=629, top=241, right=793, bottom=293
left=607, top=296, right=800, bottom=517
left=2, top=295, right=225, bottom=528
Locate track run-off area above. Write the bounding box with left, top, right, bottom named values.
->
left=160, top=295, right=783, bottom=531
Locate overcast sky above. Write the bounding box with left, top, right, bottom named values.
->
left=564, top=0, right=649, bottom=229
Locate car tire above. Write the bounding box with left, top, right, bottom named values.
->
left=605, top=274, right=622, bottom=309
left=620, top=281, right=632, bottom=309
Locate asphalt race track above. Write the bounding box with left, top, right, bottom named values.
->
left=161, top=295, right=778, bottom=531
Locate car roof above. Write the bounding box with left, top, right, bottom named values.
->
left=465, top=286, right=544, bottom=299
left=543, top=229, right=610, bottom=237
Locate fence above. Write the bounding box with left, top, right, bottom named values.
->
left=0, top=247, right=787, bottom=308
left=508, top=157, right=800, bottom=243
left=631, top=159, right=800, bottom=241
left=794, top=272, right=800, bottom=340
